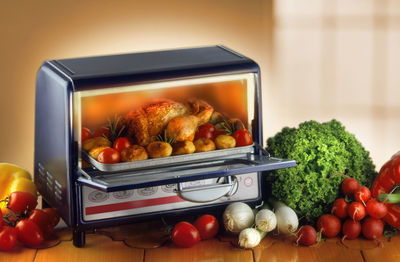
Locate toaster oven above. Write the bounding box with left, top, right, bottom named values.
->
left=34, top=45, right=295, bottom=247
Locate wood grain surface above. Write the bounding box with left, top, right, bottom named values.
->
left=1, top=224, right=399, bottom=262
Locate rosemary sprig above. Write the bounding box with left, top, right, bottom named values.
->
left=219, top=120, right=235, bottom=135
left=156, top=130, right=176, bottom=144
left=106, top=114, right=126, bottom=143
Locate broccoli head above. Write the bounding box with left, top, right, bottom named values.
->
left=265, top=119, right=376, bottom=224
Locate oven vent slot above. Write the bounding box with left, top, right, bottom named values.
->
left=36, top=163, right=63, bottom=205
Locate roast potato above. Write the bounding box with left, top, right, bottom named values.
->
left=83, top=137, right=112, bottom=152
left=89, top=146, right=110, bottom=159
left=172, top=141, right=196, bottom=155
left=214, top=135, right=236, bottom=149
left=194, top=138, right=216, bottom=152
left=146, top=141, right=173, bottom=158
left=121, top=145, right=148, bottom=162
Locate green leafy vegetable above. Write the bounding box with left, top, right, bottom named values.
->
left=265, top=119, right=376, bottom=224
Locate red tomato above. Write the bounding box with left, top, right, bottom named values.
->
left=7, top=191, right=37, bottom=213
left=171, top=221, right=201, bottom=248
left=214, top=129, right=227, bottom=137
left=29, top=209, right=54, bottom=238
left=113, top=137, right=131, bottom=153
left=15, top=219, right=44, bottom=247
left=93, top=126, right=111, bottom=139
left=232, top=129, right=253, bottom=147
left=193, top=214, right=219, bottom=240
left=42, top=208, right=60, bottom=227
left=81, top=127, right=92, bottom=143
left=0, top=226, right=18, bottom=251
left=195, top=123, right=216, bottom=140
left=97, top=148, right=120, bottom=164
left=0, top=209, right=2, bottom=227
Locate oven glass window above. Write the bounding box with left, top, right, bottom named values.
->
left=74, top=73, right=256, bottom=169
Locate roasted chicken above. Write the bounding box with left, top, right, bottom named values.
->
left=124, top=98, right=214, bottom=146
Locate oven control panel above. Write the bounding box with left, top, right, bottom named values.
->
left=82, top=173, right=259, bottom=221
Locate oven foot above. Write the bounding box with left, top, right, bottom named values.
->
left=73, top=229, right=85, bottom=247
left=41, top=199, right=50, bottom=209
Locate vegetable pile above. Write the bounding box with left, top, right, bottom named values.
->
left=0, top=163, right=60, bottom=251
left=223, top=200, right=299, bottom=249
left=298, top=151, right=400, bottom=245
left=315, top=173, right=388, bottom=243
left=0, top=163, right=37, bottom=215
left=265, top=119, right=376, bottom=223
left=0, top=191, right=60, bottom=250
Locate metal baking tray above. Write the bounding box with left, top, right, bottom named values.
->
left=82, top=145, right=255, bottom=172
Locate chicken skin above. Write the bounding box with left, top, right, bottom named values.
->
left=124, top=98, right=213, bottom=146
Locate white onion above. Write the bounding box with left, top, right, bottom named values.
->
left=223, top=202, right=254, bottom=234
left=238, top=228, right=262, bottom=249
left=271, top=199, right=299, bottom=235
left=255, top=209, right=277, bottom=232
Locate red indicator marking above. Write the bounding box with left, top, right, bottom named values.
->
left=85, top=195, right=186, bottom=215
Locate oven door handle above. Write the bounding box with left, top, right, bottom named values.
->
left=175, top=176, right=238, bottom=203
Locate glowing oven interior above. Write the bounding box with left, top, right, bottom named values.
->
left=73, top=73, right=256, bottom=166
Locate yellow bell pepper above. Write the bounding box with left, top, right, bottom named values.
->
left=0, top=163, right=37, bottom=214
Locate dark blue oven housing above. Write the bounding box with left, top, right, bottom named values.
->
left=34, top=45, right=295, bottom=247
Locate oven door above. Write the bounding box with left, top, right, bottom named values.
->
left=76, top=149, right=295, bottom=222
left=77, top=151, right=295, bottom=193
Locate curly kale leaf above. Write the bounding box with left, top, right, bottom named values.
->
left=265, top=119, right=377, bottom=224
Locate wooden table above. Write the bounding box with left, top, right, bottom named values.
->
left=2, top=219, right=400, bottom=262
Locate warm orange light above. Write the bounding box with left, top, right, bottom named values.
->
left=80, top=79, right=250, bottom=131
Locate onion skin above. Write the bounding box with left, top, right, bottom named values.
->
left=255, top=209, right=277, bottom=232
left=270, top=200, right=299, bottom=234
left=238, top=228, right=261, bottom=249
left=223, top=202, right=254, bottom=234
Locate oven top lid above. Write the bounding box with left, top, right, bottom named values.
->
left=47, top=45, right=260, bottom=89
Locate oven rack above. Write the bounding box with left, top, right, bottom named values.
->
left=82, top=144, right=255, bottom=172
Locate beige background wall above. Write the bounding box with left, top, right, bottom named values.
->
left=0, top=0, right=398, bottom=174
left=0, top=0, right=272, bottom=174
left=272, top=0, right=400, bottom=170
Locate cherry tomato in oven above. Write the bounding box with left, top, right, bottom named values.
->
left=15, top=219, right=44, bottom=247
left=97, top=148, right=120, bottom=164
left=93, top=126, right=111, bottom=139
left=0, top=226, right=17, bottom=251
left=7, top=191, right=37, bottom=213
left=193, top=214, right=219, bottom=240
left=113, top=137, right=132, bottom=153
left=171, top=221, right=201, bottom=248
left=195, top=123, right=216, bottom=140
left=81, top=127, right=92, bottom=143
left=29, top=209, right=54, bottom=239
left=232, top=129, right=253, bottom=147
left=214, top=129, right=227, bottom=137
left=42, top=208, right=60, bottom=227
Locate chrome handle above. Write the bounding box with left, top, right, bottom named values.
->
left=175, top=176, right=237, bottom=203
